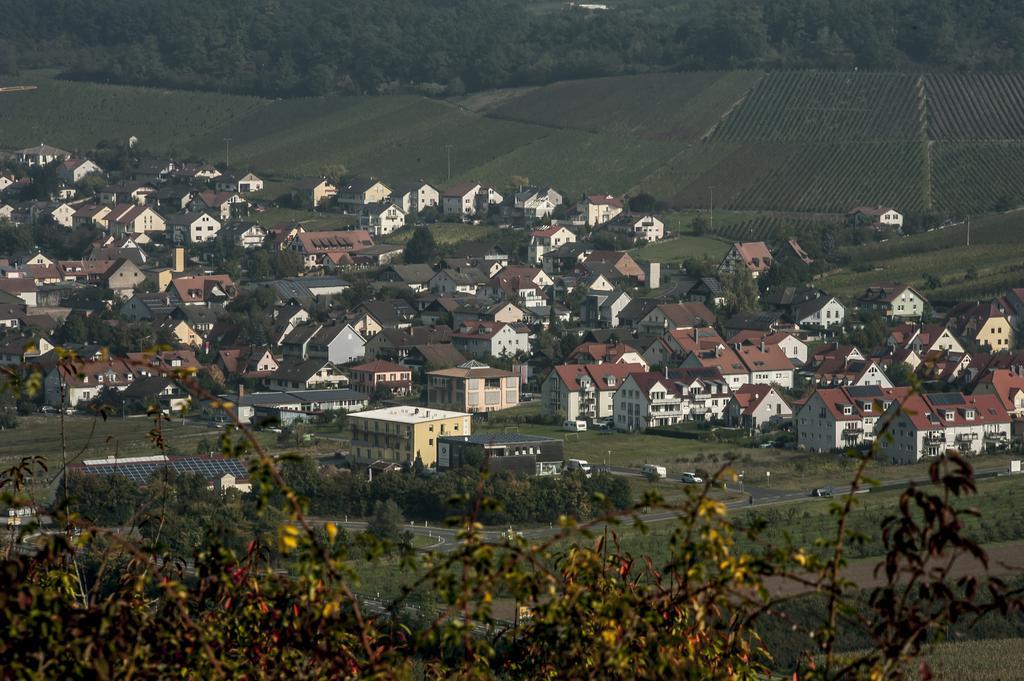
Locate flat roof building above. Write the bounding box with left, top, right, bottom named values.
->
left=437, top=433, right=564, bottom=476
left=349, top=406, right=472, bottom=467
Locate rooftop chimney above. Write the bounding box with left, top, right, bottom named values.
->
left=760, top=341, right=765, bottom=352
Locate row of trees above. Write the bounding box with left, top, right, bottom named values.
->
left=4, top=0, right=1024, bottom=97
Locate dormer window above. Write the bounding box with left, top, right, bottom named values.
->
left=606, top=376, right=615, bottom=386
left=965, top=409, right=976, bottom=420
left=944, top=410, right=955, bottom=420
left=842, top=404, right=853, bottom=415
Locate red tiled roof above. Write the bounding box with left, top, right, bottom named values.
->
left=351, top=360, right=408, bottom=374
left=551, top=363, right=645, bottom=391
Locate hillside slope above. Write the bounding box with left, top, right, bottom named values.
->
left=5, top=70, right=1024, bottom=216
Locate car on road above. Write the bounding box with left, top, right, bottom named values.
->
left=39, top=406, right=57, bottom=415
left=810, top=486, right=833, bottom=497
left=679, top=472, right=703, bottom=484
left=565, top=459, right=593, bottom=478
left=758, top=441, right=776, bottom=449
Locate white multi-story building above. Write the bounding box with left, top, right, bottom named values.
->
left=796, top=386, right=908, bottom=453
left=614, top=372, right=684, bottom=431
left=876, top=392, right=1012, bottom=464
left=541, top=363, right=644, bottom=423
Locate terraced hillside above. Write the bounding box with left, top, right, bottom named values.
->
left=5, top=70, right=1024, bottom=217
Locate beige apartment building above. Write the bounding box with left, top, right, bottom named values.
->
left=349, top=406, right=471, bottom=466
left=427, top=360, right=520, bottom=413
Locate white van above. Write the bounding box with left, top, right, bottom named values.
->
left=563, top=420, right=587, bottom=432
left=641, top=464, right=667, bottom=479
left=565, top=459, right=593, bottom=477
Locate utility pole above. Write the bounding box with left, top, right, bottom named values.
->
left=966, top=215, right=971, bottom=247
left=443, top=144, right=454, bottom=182
left=224, top=137, right=232, bottom=167
left=708, top=186, right=714, bottom=233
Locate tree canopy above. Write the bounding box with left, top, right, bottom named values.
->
left=2, top=0, right=1024, bottom=97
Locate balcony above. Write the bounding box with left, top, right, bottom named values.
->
left=954, top=432, right=978, bottom=443
left=984, top=431, right=1008, bottom=441
left=924, top=432, right=945, bottom=444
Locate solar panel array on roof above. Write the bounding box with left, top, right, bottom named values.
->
left=929, top=393, right=966, bottom=406
left=846, top=385, right=884, bottom=397
left=76, top=457, right=247, bottom=483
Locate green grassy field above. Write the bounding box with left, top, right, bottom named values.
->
left=382, top=222, right=503, bottom=246
left=631, top=231, right=732, bottom=264
left=822, top=211, right=1024, bottom=303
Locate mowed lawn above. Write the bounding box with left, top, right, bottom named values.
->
left=632, top=231, right=732, bottom=264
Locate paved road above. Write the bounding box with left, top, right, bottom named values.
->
left=313, top=465, right=1016, bottom=555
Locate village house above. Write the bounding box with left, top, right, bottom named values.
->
left=295, top=178, right=337, bottom=208
left=72, top=204, right=111, bottom=229
left=613, top=372, right=686, bottom=431
left=266, top=359, right=348, bottom=391
left=215, top=172, right=264, bottom=193
left=359, top=202, right=406, bottom=236
left=429, top=268, right=489, bottom=296
left=43, top=358, right=138, bottom=407
left=945, top=301, right=1014, bottom=351
left=56, top=158, right=103, bottom=184
left=887, top=322, right=965, bottom=355
left=217, top=347, right=280, bottom=380
left=796, top=385, right=909, bottom=453
left=719, top=242, right=773, bottom=278
left=390, top=181, right=440, bottom=214
left=635, top=302, right=716, bottom=336
left=156, top=318, right=202, bottom=347
left=222, top=222, right=268, bottom=249
left=528, top=225, right=576, bottom=265
left=451, top=321, right=530, bottom=358
left=100, top=181, right=155, bottom=206
left=578, top=194, right=623, bottom=226
left=514, top=187, right=563, bottom=221
left=106, top=204, right=166, bottom=238
left=542, top=363, right=643, bottom=423
left=857, top=284, right=927, bottom=319
left=168, top=212, right=222, bottom=244
left=581, top=289, right=632, bottom=328
left=190, top=191, right=246, bottom=221
left=726, top=385, right=792, bottom=432
left=166, top=275, right=236, bottom=307
left=290, top=230, right=375, bottom=269
left=877, top=392, right=1011, bottom=464
left=607, top=214, right=665, bottom=242
left=847, top=206, right=904, bottom=228
left=307, top=323, right=367, bottom=365
left=442, top=182, right=482, bottom=217
left=568, top=341, right=648, bottom=368
left=337, top=178, right=392, bottom=211
left=16, top=144, right=71, bottom=167
left=427, top=360, right=520, bottom=413
left=350, top=360, right=413, bottom=396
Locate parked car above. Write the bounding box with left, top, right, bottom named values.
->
left=39, top=406, right=57, bottom=415
left=562, top=419, right=587, bottom=432
left=810, top=486, right=833, bottom=497
left=680, top=472, right=703, bottom=484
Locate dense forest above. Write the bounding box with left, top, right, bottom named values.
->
left=2, top=0, right=1024, bottom=97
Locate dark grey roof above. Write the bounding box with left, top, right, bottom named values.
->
left=229, top=388, right=366, bottom=407
left=385, top=264, right=436, bottom=283
left=340, top=177, right=388, bottom=194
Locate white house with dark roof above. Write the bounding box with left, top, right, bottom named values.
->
left=359, top=202, right=406, bottom=236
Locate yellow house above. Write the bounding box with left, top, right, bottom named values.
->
left=947, top=301, right=1013, bottom=351
left=157, top=319, right=202, bottom=347
left=349, top=406, right=471, bottom=467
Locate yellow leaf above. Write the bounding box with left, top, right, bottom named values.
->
left=325, top=522, right=338, bottom=543
left=322, top=601, right=338, bottom=618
